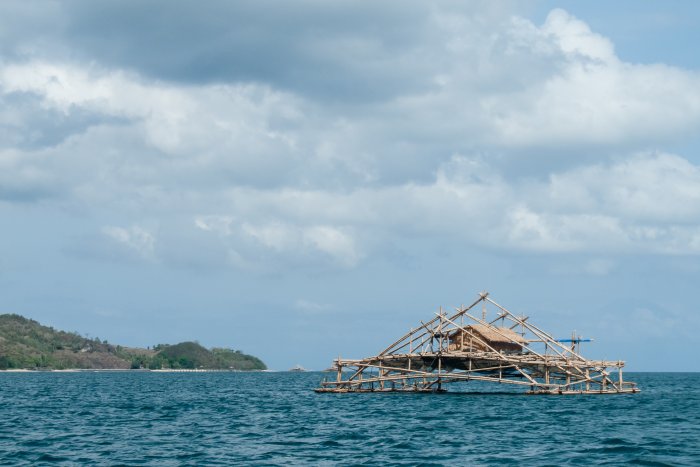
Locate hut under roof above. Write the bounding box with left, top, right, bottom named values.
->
left=448, top=324, right=527, bottom=353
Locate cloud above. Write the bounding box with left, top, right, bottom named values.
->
left=547, top=153, right=700, bottom=222
left=193, top=217, right=362, bottom=270
left=202, top=152, right=700, bottom=259
left=480, top=10, right=700, bottom=147
left=95, top=150, right=687, bottom=273
left=302, top=226, right=361, bottom=267
left=0, top=61, right=303, bottom=161
left=542, top=8, right=616, bottom=62
left=102, top=225, right=156, bottom=261
left=41, top=1, right=520, bottom=102
left=2, top=4, right=700, bottom=271
left=3, top=4, right=698, bottom=169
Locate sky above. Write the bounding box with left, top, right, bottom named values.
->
left=1, top=1, right=699, bottom=371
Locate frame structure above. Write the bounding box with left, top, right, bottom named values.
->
left=316, top=292, right=639, bottom=395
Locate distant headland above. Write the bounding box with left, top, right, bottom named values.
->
left=0, top=314, right=266, bottom=371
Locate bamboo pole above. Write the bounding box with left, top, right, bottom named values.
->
left=317, top=291, right=638, bottom=395
left=378, top=294, right=485, bottom=356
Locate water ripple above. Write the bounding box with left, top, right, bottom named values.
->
left=0, top=372, right=698, bottom=465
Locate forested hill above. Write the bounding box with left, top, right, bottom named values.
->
left=0, top=314, right=266, bottom=370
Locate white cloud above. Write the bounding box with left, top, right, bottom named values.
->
left=302, top=226, right=361, bottom=267
left=2, top=8, right=700, bottom=271
left=480, top=12, right=700, bottom=147
left=0, top=61, right=304, bottom=186
left=102, top=225, right=156, bottom=260
left=548, top=153, right=700, bottom=222
left=202, top=152, right=700, bottom=260
left=3, top=6, right=700, bottom=193
left=192, top=215, right=361, bottom=269
left=194, top=215, right=234, bottom=236
left=542, top=9, right=616, bottom=63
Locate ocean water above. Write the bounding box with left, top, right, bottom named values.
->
left=0, top=372, right=698, bottom=466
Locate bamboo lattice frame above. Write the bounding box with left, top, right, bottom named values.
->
left=316, top=292, right=640, bottom=395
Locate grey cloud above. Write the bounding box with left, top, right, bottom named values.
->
left=0, top=180, right=58, bottom=203
left=3, top=3, right=700, bottom=269
left=0, top=2, right=65, bottom=60
left=4, top=2, right=697, bottom=201
left=3, top=1, right=526, bottom=103
left=60, top=1, right=441, bottom=101
left=0, top=92, right=129, bottom=150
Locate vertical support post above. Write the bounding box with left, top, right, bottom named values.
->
left=437, top=308, right=443, bottom=391
left=408, top=329, right=413, bottom=372
left=460, top=311, right=464, bottom=351
left=618, top=364, right=623, bottom=388
left=438, top=307, right=443, bottom=352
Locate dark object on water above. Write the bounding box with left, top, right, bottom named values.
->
left=316, top=291, right=640, bottom=395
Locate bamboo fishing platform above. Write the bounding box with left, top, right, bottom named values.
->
left=316, top=292, right=640, bottom=395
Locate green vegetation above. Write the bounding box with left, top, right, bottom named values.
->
left=211, top=347, right=267, bottom=371
left=0, top=314, right=266, bottom=371
left=143, top=342, right=267, bottom=370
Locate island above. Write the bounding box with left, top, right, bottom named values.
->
left=0, top=314, right=266, bottom=371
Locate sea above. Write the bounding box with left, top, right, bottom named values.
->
left=0, top=371, right=698, bottom=465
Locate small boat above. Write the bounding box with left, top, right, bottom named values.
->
left=289, top=365, right=307, bottom=372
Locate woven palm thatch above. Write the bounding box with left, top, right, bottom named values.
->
left=449, top=324, right=527, bottom=352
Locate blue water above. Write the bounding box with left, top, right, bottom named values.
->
left=0, top=372, right=698, bottom=465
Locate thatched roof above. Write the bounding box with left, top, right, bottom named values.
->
left=452, top=324, right=527, bottom=345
